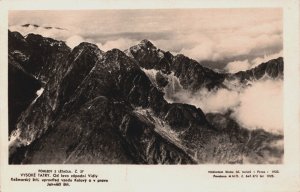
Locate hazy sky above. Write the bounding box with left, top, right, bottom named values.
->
left=9, top=9, right=283, bottom=71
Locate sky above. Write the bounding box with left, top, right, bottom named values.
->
left=9, top=9, right=283, bottom=71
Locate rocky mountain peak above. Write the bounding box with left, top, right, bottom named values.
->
left=139, top=39, right=156, bottom=49
left=25, top=33, right=69, bottom=50
left=25, top=33, right=48, bottom=43
left=173, top=54, right=196, bottom=64
left=74, top=42, right=101, bottom=51
left=71, top=42, right=104, bottom=62
left=106, top=48, right=127, bottom=56
left=9, top=30, right=25, bottom=42
left=92, top=48, right=138, bottom=74
left=8, top=30, right=28, bottom=52
left=227, top=57, right=284, bottom=83
left=125, top=40, right=173, bottom=74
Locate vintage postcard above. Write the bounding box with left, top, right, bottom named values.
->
left=0, top=0, right=299, bottom=191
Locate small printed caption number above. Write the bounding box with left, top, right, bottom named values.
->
left=11, top=169, right=108, bottom=187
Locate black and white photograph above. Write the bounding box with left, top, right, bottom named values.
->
left=2, top=0, right=300, bottom=191
left=8, top=8, right=285, bottom=164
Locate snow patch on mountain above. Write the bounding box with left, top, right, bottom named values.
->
left=141, top=68, right=159, bottom=86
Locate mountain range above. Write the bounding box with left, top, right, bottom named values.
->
left=8, top=30, right=284, bottom=164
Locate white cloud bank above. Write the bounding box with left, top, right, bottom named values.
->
left=164, top=75, right=283, bottom=134
left=9, top=25, right=71, bottom=40
left=225, top=60, right=252, bottom=73
left=96, top=38, right=139, bottom=52
left=251, top=50, right=283, bottom=67
left=9, top=25, right=139, bottom=51
left=9, top=9, right=282, bottom=62
left=66, top=35, right=84, bottom=49
left=233, top=80, right=283, bottom=133
left=225, top=50, right=283, bottom=73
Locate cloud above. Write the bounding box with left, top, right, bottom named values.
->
left=162, top=71, right=283, bottom=134
left=251, top=50, right=283, bottom=67
left=9, top=9, right=283, bottom=64
left=233, top=80, right=283, bottom=134
left=8, top=24, right=140, bottom=51
left=180, top=40, right=216, bottom=61
left=178, top=32, right=282, bottom=62
left=9, top=25, right=71, bottom=40
left=96, top=38, right=139, bottom=52
left=66, top=35, right=85, bottom=49
left=224, top=50, right=283, bottom=73
left=170, top=88, right=240, bottom=114
left=225, top=60, right=251, bottom=73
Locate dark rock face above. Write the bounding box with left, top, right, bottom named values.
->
left=8, top=33, right=284, bottom=164
left=21, top=96, right=135, bottom=164
left=8, top=55, right=41, bottom=134
left=125, top=39, right=173, bottom=74
left=8, top=30, right=72, bottom=133
left=58, top=43, right=104, bottom=109
left=171, top=54, right=226, bottom=90
left=8, top=30, right=72, bottom=148
left=164, top=103, right=207, bottom=131
left=155, top=72, right=168, bottom=88
left=11, top=42, right=102, bottom=155
left=25, top=34, right=71, bottom=83
left=119, top=113, right=195, bottom=164
left=9, top=30, right=71, bottom=83
left=8, top=31, right=28, bottom=53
